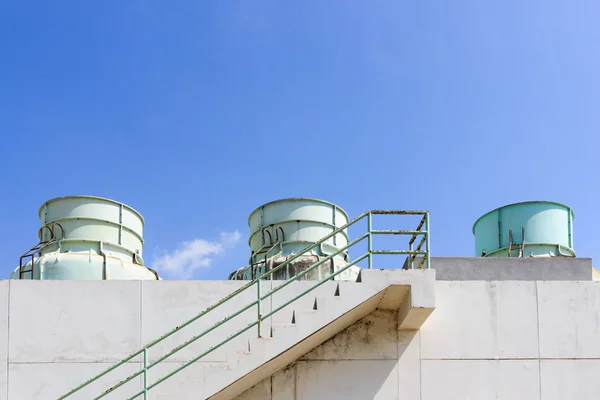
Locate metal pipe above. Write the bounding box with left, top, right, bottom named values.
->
left=367, top=212, right=373, bottom=269
left=57, top=350, right=144, bottom=399
left=409, top=215, right=427, bottom=246
left=251, top=212, right=370, bottom=283
left=257, top=278, right=262, bottom=337
left=59, top=208, right=433, bottom=399
left=99, top=242, right=107, bottom=280
left=143, top=348, right=148, bottom=400
left=370, top=210, right=428, bottom=215
left=261, top=253, right=369, bottom=320
left=261, top=233, right=369, bottom=302
left=372, top=250, right=427, bottom=255
left=130, top=320, right=261, bottom=399
left=372, top=230, right=426, bottom=235
left=426, top=212, right=431, bottom=270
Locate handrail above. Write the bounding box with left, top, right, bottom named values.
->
left=57, top=210, right=430, bottom=400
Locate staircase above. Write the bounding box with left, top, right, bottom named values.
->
left=57, top=210, right=432, bottom=400
left=209, top=269, right=434, bottom=400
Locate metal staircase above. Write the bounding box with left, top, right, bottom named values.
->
left=57, top=210, right=430, bottom=400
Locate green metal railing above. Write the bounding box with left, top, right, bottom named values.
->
left=57, top=210, right=430, bottom=400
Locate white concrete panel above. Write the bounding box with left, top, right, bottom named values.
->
left=421, top=360, right=540, bottom=400
left=9, top=281, right=141, bottom=362
left=421, top=281, right=538, bottom=359
left=537, top=281, right=600, bottom=358
left=272, top=365, right=296, bottom=400
left=145, top=362, right=219, bottom=400
left=296, top=360, right=399, bottom=400
left=301, top=310, right=398, bottom=361
left=398, top=330, right=420, bottom=400
left=0, top=281, right=9, bottom=400
left=540, top=359, right=600, bottom=400
left=8, top=362, right=141, bottom=400
left=140, top=281, right=271, bottom=363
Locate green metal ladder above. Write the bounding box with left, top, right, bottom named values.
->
left=19, top=223, right=64, bottom=279
left=57, top=210, right=430, bottom=400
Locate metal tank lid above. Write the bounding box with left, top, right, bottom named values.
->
left=247, top=197, right=350, bottom=226
left=472, top=200, right=575, bottom=234
left=38, top=195, right=146, bottom=226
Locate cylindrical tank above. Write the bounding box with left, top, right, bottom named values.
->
left=230, top=198, right=358, bottom=281
left=473, top=201, right=575, bottom=258
left=248, top=198, right=349, bottom=263
left=11, top=196, right=159, bottom=280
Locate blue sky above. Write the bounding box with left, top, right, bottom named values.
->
left=1, top=1, right=598, bottom=279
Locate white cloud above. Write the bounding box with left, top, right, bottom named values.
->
left=219, top=230, right=241, bottom=247
left=152, top=231, right=241, bottom=279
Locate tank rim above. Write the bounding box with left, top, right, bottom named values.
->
left=38, top=195, right=145, bottom=226
left=472, top=200, right=574, bottom=234
left=248, top=198, right=349, bottom=226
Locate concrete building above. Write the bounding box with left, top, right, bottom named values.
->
left=4, top=197, right=600, bottom=399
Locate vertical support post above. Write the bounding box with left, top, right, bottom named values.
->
left=143, top=348, right=148, bottom=400
left=118, top=203, right=124, bottom=246
left=568, top=208, right=572, bottom=248
left=409, top=241, right=414, bottom=269
left=257, top=278, right=262, bottom=338
left=367, top=211, right=373, bottom=269
left=497, top=208, right=502, bottom=249
left=426, top=212, right=431, bottom=270
left=332, top=205, right=337, bottom=246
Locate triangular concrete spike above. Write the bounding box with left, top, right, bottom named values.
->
left=334, top=283, right=340, bottom=296
left=356, top=270, right=362, bottom=282
left=291, top=310, right=296, bottom=324
left=313, top=298, right=318, bottom=310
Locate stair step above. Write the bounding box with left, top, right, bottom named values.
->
left=291, top=309, right=316, bottom=324
left=271, top=322, right=295, bottom=328
left=268, top=280, right=341, bottom=325
left=270, top=321, right=296, bottom=338
left=270, top=323, right=299, bottom=340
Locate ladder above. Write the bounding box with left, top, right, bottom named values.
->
left=507, top=226, right=526, bottom=258
left=19, top=223, right=64, bottom=279
left=249, top=226, right=284, bottom=279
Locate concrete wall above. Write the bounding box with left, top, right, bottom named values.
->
left=406, top=257, right=593, bottom=281
left=235, top=310, right=419, bottom=400
left=0, top=278, right=599, bottom=399
left=237, top=280, right=600, bottom=400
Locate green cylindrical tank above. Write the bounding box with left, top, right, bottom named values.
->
left=248, top=198, right=349, bottom=263
left=230, top=198, right=357, bottom=281
left=472, top=201, right=575, bottom=258
left=11, top=195, right=159, bottom=280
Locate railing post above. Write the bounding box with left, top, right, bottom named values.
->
left=143, top=348, right=148, bottom=400
left=257, top=277, right=262, bottom=337
left=426, top=212, right=431, bottom=270
left=367, top=211, right=373, bottom=269
left=409, top=241, right=414, bottom=269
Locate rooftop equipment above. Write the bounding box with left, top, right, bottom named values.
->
left=473, top=201, right=575, bottom=258
left=11, top=195, right=159, bottom=280
left=229, top=198, right=358, bottom=280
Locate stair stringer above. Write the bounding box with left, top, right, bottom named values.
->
left=207, top=285, right=400, bottom=399
left=199, top=269, right=436, bottom=399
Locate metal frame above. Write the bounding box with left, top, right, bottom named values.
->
left=57, top=210, right=430, bottom=400
left=19, top=223, right=64, bottom=279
